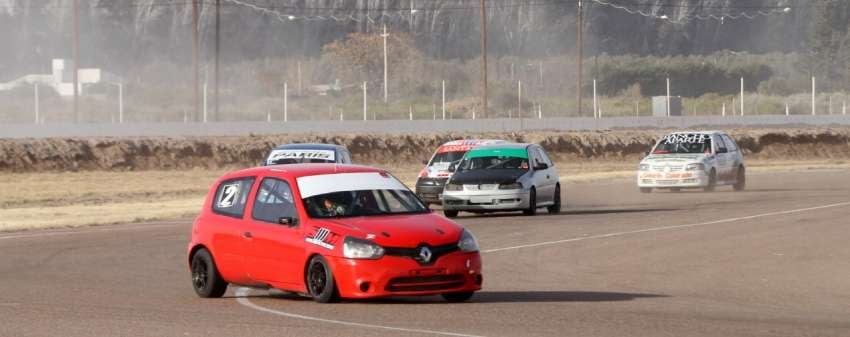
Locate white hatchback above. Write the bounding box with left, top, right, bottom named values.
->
left=637, top=131, right=746, bottom=193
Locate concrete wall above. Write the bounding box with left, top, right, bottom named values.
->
left=2, top=115, right=850, bottom=139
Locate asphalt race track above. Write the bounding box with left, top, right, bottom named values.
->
left=2, top=170, right=850, bottom=337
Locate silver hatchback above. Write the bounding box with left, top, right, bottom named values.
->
left=441, top=143, right=561, bottom=217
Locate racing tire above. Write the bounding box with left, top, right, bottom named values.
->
left=733, top=166, right=746, bottom=191
left=306, top=255, right=340, bottom=303
left=703, top=169, right=717, bottom=192
left=640, top=187, right=652, bottom=194
left=547, top=185, right=562, bottom=214
left=523, top=188, right=537, bottom=216
left=443, top=210, right=459, bottom=218
left=190, top=248, right=228, bottom=298
left=441, top=291, right=475, bottom=303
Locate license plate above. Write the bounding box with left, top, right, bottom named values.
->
left=470, top=196, right=493, bottom=203
left=410, top=268, right=446, bottom=276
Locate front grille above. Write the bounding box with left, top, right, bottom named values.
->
left=384, top=243, right=459, bottom=266
left=385, top=274, right=465, bottom=292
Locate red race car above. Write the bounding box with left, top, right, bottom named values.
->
left=187, top=164, right=483, bottom=303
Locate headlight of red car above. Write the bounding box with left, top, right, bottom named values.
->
left=343, top=237, right=385, bottom=259
left=458, top=229, right=479, bottom=253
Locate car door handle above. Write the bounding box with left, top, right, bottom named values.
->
left=242, top=231, right=253, bottom=239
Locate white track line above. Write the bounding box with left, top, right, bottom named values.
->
left=235, top=287, right=483, bottom=337
left=483, top=201, right=850, bottom=253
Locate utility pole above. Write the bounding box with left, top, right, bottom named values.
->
left=381, top=24, right=389, bottom=104
left=73, top=0, right=80, bottom=123
left=576, top=0, right=583, bottom=117
left=479, top=0, right=488, bottom=118
left=192, top=0, right=200, bottom=122
left=214, top=0, right=220, bottom=121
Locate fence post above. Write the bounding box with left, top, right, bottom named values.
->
left=812, top=76, right=816, bottom=116
left=441, top=80, right=446, bottom=120
left=666, top=77, right=671, bottom=117
left=118, top=83, right=124, bottom=124
left=284, top=82, right=288, bottom=122
left=740, top=77, right=744, bottom=116
left=593, top=78, right=598, bottom=119
left=518, top=80, right=522, bottom=119
left=363, top=82, right=367, bottom=121
left=203, top=83, right=208, bottom=123
left=34, top=83, right=39, bottom=124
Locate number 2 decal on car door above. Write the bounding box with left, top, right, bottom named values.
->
left=218, top=183, right=240, bottom=208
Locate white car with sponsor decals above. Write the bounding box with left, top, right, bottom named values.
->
left=638, top=131, right=746, bottom=193
left=415, top=139, right=507, bottom=205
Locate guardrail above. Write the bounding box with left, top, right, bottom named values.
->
left=2, top=115, right=850, bottom=139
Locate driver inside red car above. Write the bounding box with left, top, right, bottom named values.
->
left=322, top=198, right=346, bottom=217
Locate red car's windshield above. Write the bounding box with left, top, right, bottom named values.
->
left=303, top=189, right=428, bottom=218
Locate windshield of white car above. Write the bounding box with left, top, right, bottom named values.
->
left=303, top=189, right=428, bottom=218
left=430, top=151, right=466, bottom=166
left=457, top=156, right=529, bottom=172
left=652, top=134, right=712, bottom=155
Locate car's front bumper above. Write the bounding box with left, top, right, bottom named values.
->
left=415, top=178, right=448, bottom=204
left=441, top=189, right=530, bottom=211
left=637, top=170, right=709, bottom=188
left=325, top=251, right=482, bottom=299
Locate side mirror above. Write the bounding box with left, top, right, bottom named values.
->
left=534, top=163, right=549, bottom=170
left=422, top=160, right=429, bottom=165
left=279, top=217, right=298, bottom=227
left=644, top=151, right=650, bottom=157
left=448, top=163, right=457, bottom=172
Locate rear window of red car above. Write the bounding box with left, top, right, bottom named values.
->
left=212, top=177, right=255, bottom=218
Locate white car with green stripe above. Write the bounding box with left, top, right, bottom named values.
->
left=638, top=131, right=746, bottom=193
left=441, top=143, right=561, bottom=217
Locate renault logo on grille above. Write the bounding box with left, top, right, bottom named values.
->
left=418, top=246, right=432, bottom=263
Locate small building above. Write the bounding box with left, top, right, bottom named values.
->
left=0, top=59, right=120, bottom=96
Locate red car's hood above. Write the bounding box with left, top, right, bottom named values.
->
left=319, top=212, right=462, bottom=248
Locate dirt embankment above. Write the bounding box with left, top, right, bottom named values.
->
left=1, top=128, right=849, bottom=172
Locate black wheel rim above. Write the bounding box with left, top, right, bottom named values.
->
left=308, top=261, right=327, bottom=296
left=191, top=258, right=208, bottom=291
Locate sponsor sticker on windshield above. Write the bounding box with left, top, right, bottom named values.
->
left=663, top=134, right=711, bottom=144
left=267, top=149, right=335, bottom=164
